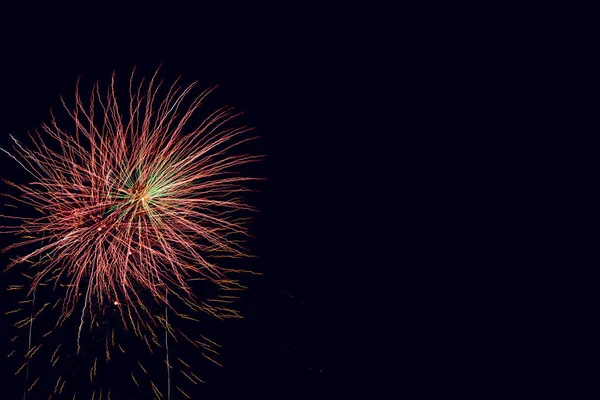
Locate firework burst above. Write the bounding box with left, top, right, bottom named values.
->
left=1, top=67, right=261, bottom=397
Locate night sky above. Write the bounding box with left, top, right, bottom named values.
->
left=0, top=3, right=345, bottom=399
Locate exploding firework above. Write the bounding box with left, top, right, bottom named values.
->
left=1, top=67, right=261, bottom=398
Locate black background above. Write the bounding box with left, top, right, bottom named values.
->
left=0, top=2, right=353, bottom=399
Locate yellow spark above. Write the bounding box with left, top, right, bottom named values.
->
left=138, top=361, right=148, bottom=374
left=28, top=376, right=40, bottom=392
left=15, top=361, right=27, bottom=375
left=131, top=373, right=139, bottom=387
left=177, top=357, right=191, bottom=368
left=181, top=370, right=198, bottom=384
left=203, top=352, right=222, bottom=367
left=201, top=335, right=221, bottom=348
left=177, top=386, right=191, bottom=398
left=190, top=371, right=205, bottom=383
left=150, top=381, right=163, bottom=398
left=105, top=336, right=110, bottom=362
left=54, top=377, right=62, bottom=393
left=50, top=344, right=62, bottom=364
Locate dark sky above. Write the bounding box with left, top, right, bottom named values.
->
left=0, top=3, right=348, bottom=399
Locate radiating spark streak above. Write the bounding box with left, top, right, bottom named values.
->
left=138, top=361, right=148, bottom=374
left=27, top=377, right=40, bottom=392
left=176, top=386, right=191, bottom=398
left=16, top=361, right=27, bottom=375
left=15, top=316, right=32, bottom=328
left=174, top=312, right=199, bottom=321
left=77, top=278, right=92, bottom=354
left=90, top=357, right=97, bottom=382
left=180, top=370, right=198, bottom=384
left=51, top=299, right=61, bottom=311
left=131, top=372, right=139, bottom=387
left=53, top=377, right=61, bottom=393
left=202, top=352, right=222, bottom=367
left=201, top=335, right=222, bottom=348
left=197, top=342, right=219, bottom=355
left=151, top=381, right=163, bottom=398
left=26, top=344, right=42, bottom=359
left=189, top=371, right=204, bottom=383
left=177, top=357, right=190, bottom=368
left=142, top=334, right=154, bottom=353
left=0, top=146, right=37, bottom=178
left=33, top=302, right=49, bottom=319
left=178, top=330, right=200, bottom=348
left=50, top=344, right=62, bottom=364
